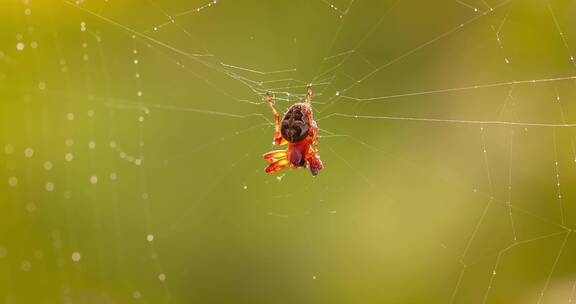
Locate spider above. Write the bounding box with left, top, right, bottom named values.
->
left=263, top=85, right=324, bottom=176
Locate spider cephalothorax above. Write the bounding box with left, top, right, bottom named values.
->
left=262, top=85, right=324, bottom=176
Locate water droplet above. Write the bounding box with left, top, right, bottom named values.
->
left=8, top=176, right=18, bottom=187
left=26, top=202, right=36, bottom=213
left=43, top=161, right=53, bottom=171
left=71, top=252, right=81, bottom=262
left=21, top=260, right=31, bottom=271
left=24, top=148, right=34, bottom=158
left=4, top=144, right=14, bottom=155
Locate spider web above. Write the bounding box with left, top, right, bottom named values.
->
left=1, top=0, right=576, bottom=303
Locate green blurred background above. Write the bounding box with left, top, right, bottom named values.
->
left=2, top=0, right=576, bottom=303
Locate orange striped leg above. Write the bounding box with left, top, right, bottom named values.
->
left=265, top=158, right=289, bottom=174
left=263, top=150, right=287, bottom=163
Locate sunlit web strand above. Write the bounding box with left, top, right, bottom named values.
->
left=322, top=122, right=575, bottom=303
left=338, top=75, right=576, bottom=102
left=311, top=0, right=357, bottom=83
left=77, top=17, right=113, bottom=289
left=547, top=1, right=576, bottom=67
left=49, top=19, right=90, bottom=294
left=546, top=1, right=576, bottom=162
left=537, top=231, right=572, bottom=304
left=318, top=0, right=357, bottom=54
left=63, top=1, right=272, bottom=100
left=319, top=113, right=576, bottom=128
left=91, top=22, right=172, bottom=299
left=323, top=49, right=355, bottom=61
left=318, top=0, right=513, bottom=113
left=220, top=72, right=310, bottom=88
left=482, top=230, right=570, bottom=303
left=505, top=130, right=517, bottom=241
left=145, top=0, right=214, bottom=54
left=320, top=120, right=574, bottom=303
left=312, top=0, right=399, bottom=83
left=104, top=100, right=272, bottom=124
left=260, top=78, right=308, bottom=85
left=263, top=82, right=332, bottom=93
left=141, top=41, right=266, bottom=104
left=490, top=8, right=511, bottom=64
left=147, top=0, right=218, bottom=32
left=81, top=9, right=274, bottom=107
left=452, top=128, right=495, bottom=303
left=455, top=0, right=485, bottom=14
left=569, top=280, right=576, bottom=303
left=317, top=128, right=571, bottom=233
left=220, top=62, right=297, bottom=75
left=142, top=0, right=319, bottom=102
left=130, top=65, right=173, bottom=299
left=552, top=130, right=565, bottom=225
left=143, top=1, right=313, bottom=99
left=318, top=0, right=349, bottom=17
left=318, top=0, right=398, bottom=65
left=324, top=144, right=374, bottom=187
left=338, top=0, right=513, bottom=93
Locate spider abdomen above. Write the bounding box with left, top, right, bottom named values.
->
left=280, top=103, right=310, bottom=142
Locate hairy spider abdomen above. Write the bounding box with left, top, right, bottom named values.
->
left=281, top=103, right=310, bottom=143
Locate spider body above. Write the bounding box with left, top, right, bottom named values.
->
left=263, top=86, right=324, bottom=176
left=281, top=103, right=310, bottom=143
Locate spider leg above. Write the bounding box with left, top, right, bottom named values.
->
left=263, top=150, right=287, bottom=163
left=265, top=158, right=289, bottom=174
left=306, top=84, right=312, bottom=105
left=265, top=92, right=285, bottom=146
left=306, top=147, right=324, bottom=176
